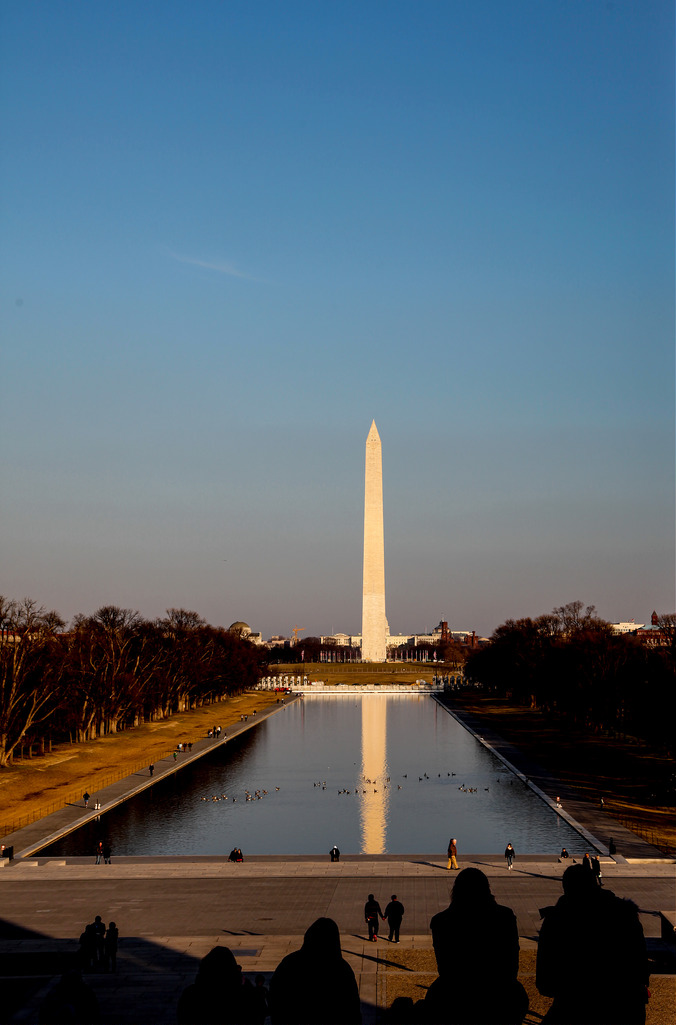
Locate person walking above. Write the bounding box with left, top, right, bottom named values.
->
left=505, top=843, right=515, bottom=870
left=103, top=842, right=112, bottom=865
left=447, top=837, right=458, bottom=870
left=384, top=895, right=405, bottom=943
left=364, top=894, right=385, bottom=942
left=149, top=764, right=154, bottom=776
left=95, top=841, right=104, bottom=865
left=83, top=792, right=90, bottom=809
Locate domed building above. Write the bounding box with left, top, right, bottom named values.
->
left=228, top=621, right=263, bottom=644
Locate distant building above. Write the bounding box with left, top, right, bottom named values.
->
left=319, top=621, right=482, bottom=655
left=227, top=621, right=264, bottom=644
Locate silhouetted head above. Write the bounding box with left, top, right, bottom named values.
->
left=368, top=893, right=374, bottom=901
left=302, top=917, right=342, bottom=960
left=197, top=946, right=240, bottom=987
left=450, top=868, right=495, bottom=907
left=391, top=894, right=397, bottom=901
left=562, top=864, right=597, bottom=900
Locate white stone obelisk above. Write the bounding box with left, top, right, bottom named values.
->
left=361, top=420, right=387, bottom=662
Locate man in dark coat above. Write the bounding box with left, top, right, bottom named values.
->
left=329, top=845, right=340, bottom=862
left=536, top=864, right=648, bottom=1024
left=364, top=894, right=385, bottom=941
left=384, top=895, right=405, bottom=943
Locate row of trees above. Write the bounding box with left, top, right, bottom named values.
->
left=0, top=598, right=266, bottom=768
left=464, top=601, right=676, bottom=754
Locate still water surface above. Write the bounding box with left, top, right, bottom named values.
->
left=42, top=696, right=589, bottom=856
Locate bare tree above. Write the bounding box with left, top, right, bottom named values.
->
left=0, top=597, right=67, bottom=766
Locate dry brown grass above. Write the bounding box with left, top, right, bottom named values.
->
left=448, top=694, right=676, bottom=853
left=0, top=691, right=280, bottom=835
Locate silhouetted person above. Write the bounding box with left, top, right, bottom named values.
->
left=177, top=945, right=256, bottom=1024
left=384, top=895, right=405, bottom=943
left=559, top=848, right=569, bottom=860
left=504, top=843, right=515, bottom=869
left=537, top=864, right=649, bottom=1024
left=39, top=969, right=99, bottom=1024
left=103, top=842, right=111, bottom=865
left=329, top=845, right=340, bottom=862
left=92, top=916, right=105, bottom=968
left=426, top=867, right=528, bottom=1024
left=78, top=924, right=97, bottom=973
left=229, top=847, right=243, bottom=862
left=149, top=763, right=154, bottom=776
left=591, top=855, right=602, bottom=886
left=269, top=917, right=361, bottom=1024
left=104, top=921, right=118, bottom=972
left=364, top=893, right=385, bottom=941
left=83, top=792, right=90, bottom=808
left=608, top=837, right=617, bottom=855
left=250, top=974, right=269, bottom=1025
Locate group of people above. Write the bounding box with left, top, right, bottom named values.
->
left=94, top=840, right=111, bottom=864
left=178, top=919, right=360, bottom=1025
left=78, top=915, right=119, bottom=974
left=176, top=863, right=647, bottom=1024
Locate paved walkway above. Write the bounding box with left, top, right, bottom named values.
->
left=1, top=856, right=674, bottom=1024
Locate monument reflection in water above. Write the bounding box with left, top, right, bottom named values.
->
left=360, top=696, right=388, bottom=853
left=41, top=696, right=590, bottom=857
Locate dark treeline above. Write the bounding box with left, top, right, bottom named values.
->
left=464, top=601, right=676, bottom=756
left=0, top=598, right=266, bottom=768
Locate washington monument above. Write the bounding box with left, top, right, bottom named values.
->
left=361, top=420, right=388, bottom=662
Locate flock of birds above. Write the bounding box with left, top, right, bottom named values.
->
left=200, top=774, right=514, bottom=805
left=200, top=787, right=281, bottom=803
left=331, top=772, right=498, bottom=795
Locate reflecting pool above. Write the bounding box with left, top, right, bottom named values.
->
left=41, top=696, right=590, bottom=856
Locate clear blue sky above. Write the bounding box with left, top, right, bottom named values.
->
left=1, top=1, right=674, bottom=638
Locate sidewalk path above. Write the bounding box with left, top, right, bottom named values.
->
left=1, top=856, right=674, bottom=1024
